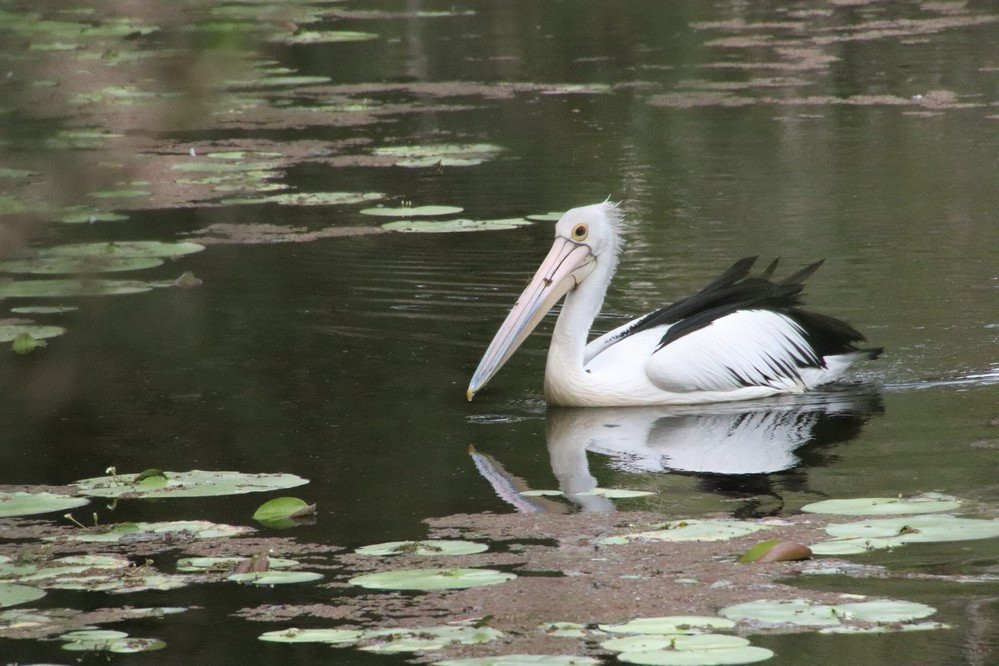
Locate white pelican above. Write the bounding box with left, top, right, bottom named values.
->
left=467, top=202, right=881, bottom=406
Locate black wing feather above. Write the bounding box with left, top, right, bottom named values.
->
left=612, top=257, right=879, bottom=363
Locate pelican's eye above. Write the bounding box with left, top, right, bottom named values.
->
left=571, top=223, right=589, bottom=241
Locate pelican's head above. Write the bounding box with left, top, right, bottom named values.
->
left=466, top=201, right=621, bottom=401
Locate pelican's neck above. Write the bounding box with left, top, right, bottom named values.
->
left=545, top=252, right=616, bottom=395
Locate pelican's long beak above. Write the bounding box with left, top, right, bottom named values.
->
left=467, top=237, right=595, bottom=400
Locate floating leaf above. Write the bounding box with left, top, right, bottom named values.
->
left=46, top=520, right=253, bottom=543
left=599, top=617, right=736, bottom=635
left=539, top=621, right=588, bottom=637
left=349, top=568, right=515, bottom=590
left=801, top=493, right=961, bottom=515
left=526, top=212, right=565, bottom=222
left=252, top=497, right=315, bottom=528
left=604, top=634, right=752, bottom=655
left=812, top=514, right=999, bottom=554
left=0, top=583, right=45, bottom=608
left=600, top=520, right=770, bottom=545
left=73, top=469, right=309, bottom=498
left=0, top=279, right=156, bottom=298
left=62, top=637, right=166, bottom=653
left=360, top=205, right=463, bottom=217
left=0, top=168, right=36, bottom=179
left=176, top=556, right=299, bottom=572
left=0, top=255, right=163, bottom=274
left=11, top=333, right=45, bottom=354
left=9, top=306, right=77, bottom=314
left=617, top=646, right=775, bottom=665
left=718, top=598, right=936, bottom=628
left=259, top=627, right=363, bottom=643
left=435, top=656, right=600, bottom=665
left=578, top=487, right=655, bottom=498
left=361, top=625, right=503, bottom=653
left=228, top=571, right=323, bottom=585
left=381, top=218, right=532, bottom=233
left=222, top=191, right=383, bottom=206
left=519, top=490, right=565, bottom=497
left=738, top=540, right=811, bottom=563
left=0, top=490, right=88, bottom=517
left=60, top=630, right=130, bottom=640
left=355, top=540, right=488, bottom=556
left=56, top=210, right=129, bottom=224
left=0, top=325, right=66, bottom=344
left=39, top=241, right=204, bottom=259
left=818, top=621, right=950, bottom=634
left=270, top=30, right=379, bottom=44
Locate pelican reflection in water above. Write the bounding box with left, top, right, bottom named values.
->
left=471, top=391, right=882, bottom=514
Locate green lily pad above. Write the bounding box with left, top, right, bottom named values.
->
left=526, top=212, right=565, bottom=221
left=56, top=209, right=130, bottom=224
left=62, top=637, right=166, bottom=653
left=0, top=169, right=37, bottom=179
left=355, top=540, right=488, bottom=556
left=73, top=469, right=309, bottom=498
left=617, top=646, right=775, bottom=665
left=578, top=487, right=655, bottom=498
left=9, top=306, right=78, bottom=314
left=0, top=325, right=66, bottom=344
left=47, top=520, right=253, bottom=543
left=349, top=568, right=516, bottom=590
left=221, top=191, right=384, bottom=206
left=0, top=583, right=45, bottom=608
left=89, top=189, right=150, bottom=200
left=818, top=621, right=950, bottom=634
left=0, top=554, right=131, bottom=585
left=599, top=617, right=736, bottom=635
left=381, top=218, right=532, bottom=233
left=361, top=625, right=503, bottom=653
left=599, top=520, right=770, bottom=546
left=0, top=255, right=163, bottom=274
left=718, top=598, right=936, bottom=628
left=519, top=490, right=564, bottom=497
left=270, top=30, right=379, bottom=44
left=0, top=278, right=157, bottom=298
left=0, top=490, right=88, bottom=517
left=252, top=497, right=315, bottom=527
left=39, top=240, right=204, bottom=259
left=435, top=656, right=600, bottom=665
left=812, top=514, right=999, bottom=554
left=60, top=629, right=129, bottom=640
left=360, top=205, right=464, bottom=217
left=539, top=621, right=588, bottom=637
left=176, top=556, right=299, bottom=572
left=228, top=571, right=323, bottom=585
left=259, top=627, right=363, bottom=643
left=801, top=493, right=961, bottom=515
left=373, top=143, right=503, bottom=159
left=602, top=635, right=751, bottom=652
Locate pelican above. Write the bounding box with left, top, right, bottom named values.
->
left=467, top=202, right=881, bottom=406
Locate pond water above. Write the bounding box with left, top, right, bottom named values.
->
left=0, top=0, right=996, bottom=664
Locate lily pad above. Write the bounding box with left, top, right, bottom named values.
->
left=578, top=487, right=655, bottom=498
left=60, top=629, right=130, bottom=640
left=526, top=212, right=565, bottom=221
left=228, top=571, right=323, bottom=585
left=602, top=635, right=751, bottom=652
left=355, top=540, right=489, bottom=556
left=381, top=218, right=532, bottom=233
left=361, top=625, right=503, bottom=653
left=599, top=617, right=736, bottom=635
left=435, top=656, right=600, bottom=665
left=62, top=636, right=166, bottom=653
left=812, top=514, right=999, bottom=554
left=39, top=240, right=204, bottom=259
left=0, top=255, right=163, bottom=274
left=47, top=520, right=253, bottom=543
left=818, top=621, right=950, bottom=634
left=56, top=210, right=130, bottom=224
left=0, top=490, right=88, bottom=517
left=0, top=279, right=157, bottom=298
left=270, top=30, right=379, bottom=44
left=9, top=306, right=78, bottom=314
left=176, top=556, right=298, bottom=572
left=539, top=621, right=588, bottom=637
left=599, top=520, right=770, bottom=545
left=349, top=568, right=516, bottom=590
left=252, top=497, right=315, bottom=528
left=519, top=490, right=565, bottom=497
left=0, top=554, right=131, bottom=584
left=73, top=469, right=309, bottom=498
left=718, top=598, right=936, bottom=628
left=221, top=191, right=383, bottom=206
left=259, top=627, right=363, bottom=643
left=0, top=583, right=45, bottom=608
left=360, top=205, right=464, bottom=217
left=800, top=493, right=961, bottom=515
left=617, top=646, right=775, bottom=665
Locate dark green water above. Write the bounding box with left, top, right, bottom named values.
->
left=1, top=0, right=996, bottom=663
